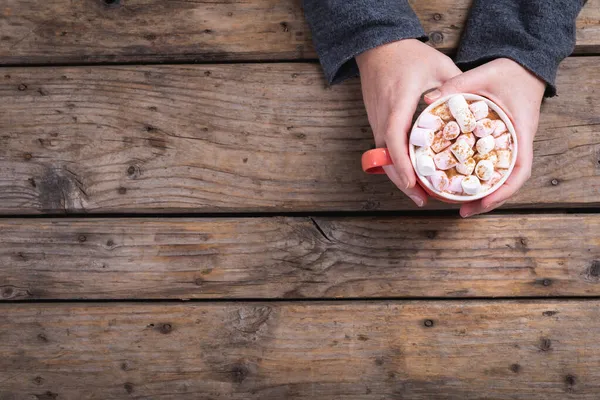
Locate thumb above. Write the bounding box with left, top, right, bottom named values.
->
left=423, top=70, right=486, bottom=105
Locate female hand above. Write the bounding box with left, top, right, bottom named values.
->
left=356, top=39, right=462, bottom=207
left=424, top=58, right=546, bottom=217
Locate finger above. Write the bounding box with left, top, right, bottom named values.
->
left=383, top=165, right=429, bottom=207
left=384, top=98, right=421, bottom=190
left=424, top=68, right=489, bottom=105
left=460, top=137, right=533, bottom=217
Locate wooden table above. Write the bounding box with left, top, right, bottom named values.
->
left=1, top=1, right=599, bottom=398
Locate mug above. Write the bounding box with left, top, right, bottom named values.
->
left=361, top=93, right=518, bottom=203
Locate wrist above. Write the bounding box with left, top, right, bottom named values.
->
left=496, top=58, right=546, bottom=96
left=356, top=38, right=423, bottom=71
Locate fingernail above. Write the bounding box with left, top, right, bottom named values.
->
left=425, top=89, right=442, bottom=101
left=460, top=210, right=473, bottom=218
left=410, top=195, right=424, bottom=207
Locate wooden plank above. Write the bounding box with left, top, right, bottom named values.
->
left=1, top=300, right=599, bottom=399
left=0, top=58, right=598, bottom=214
left=0, top=0, right=598, bottom=65
left=1, top=214, right=598, bottom=300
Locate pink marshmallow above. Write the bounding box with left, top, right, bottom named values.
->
left=495, top=133, right=511, bottom=150
left=493, top=120, right=507, bottom=137
left=428, top=170, right=449, bottom=192
left=431, top=131, right=452, bottom=153
left=448, top=175, right=465, bottom=194
left=433, top=149, right=459, bottom=170
left=489, top=171, right=503, bottom=186
left=473, top=118, right=495, bottom=138
left=456, top=133, right=476, bottom=148
left=442, top=121, right=460, bottom=140
left=418, top=113, right=444, bottom=130
left=410, top=127, right=435, bottom=147
left=469, top=101, right=489, bottom=120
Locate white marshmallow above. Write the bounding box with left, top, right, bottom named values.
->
left=473, top=118, right=495, bottom=138
left=476, top=135, right=495, bottom=155
left=418, top=113, right=444, bottom=130
left=410, top=127, right=435, bottom=147
left=496, top=150, right=512, bottom=169
left=461, top=175, right=481, bottom=195
left=475, top=159, right=495, bottom=181
left=456, top=157, right=476, bottom=175
left=415, top=146, right=435, bottom=158
left=416, top=155, right=437, bottom=176
left=489, top=171, right=503, bottom=186
left=431, top=131, right=452, bottom=153
left=493, top=120, right=507, bottom=137
left=448, top=175, right=465, bottom=194
left=433, top=149, right=459, bottom=170
left=456, top=133, right=476, bottom=148
left=442, top=121, right=460, bottom=140
left=469, top=101, right=489, bottom=120
left=450, top=139, right=474, bottom=164
left=495, top=133, right=511, bottom=149
left=428, top=170, right=449, bottom=192
left=448, top=95, right=477, bottom=133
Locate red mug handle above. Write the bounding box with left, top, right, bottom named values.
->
left=361, top=148, right=393, bottom=174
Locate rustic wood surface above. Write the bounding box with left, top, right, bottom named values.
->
left=1, top=300, right=599, bottom=399
left=0, top=58, right=598, bottom=214
left=0, top=214, right=598, bottom=300
left=1, top=1, right=599, bottom=398
left=0, top=0, right=598, bottom=65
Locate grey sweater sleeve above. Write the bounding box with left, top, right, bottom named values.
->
left=455, top=0, right=586, bottom=97
left=303, top=0, right=428, bottom=84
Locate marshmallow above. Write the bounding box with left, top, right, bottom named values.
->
left=476, top=135, right=495, bottom=155
left=450, top=139, right=474, bottom=164
left=415, top=146, right=435, bottom=158
left=433, top=149, right=459, bottom=170
left=456, top=133, right=476, bottom=148
left=448, top=95, right=477, bottom=133
left=418, top=113, right=444, bottom=131
left=489, top=171, right=503, bottom=186
left=469, top=101, right=489, bottom=120
left=431, top=131, right=452, bottom=153
left=456, top=157, right=476, bottom=175
left=496, top=150, right=512, bottom=169
left=432, top=103, right=453, bottom=122
left=428, top=170, right=449, bottom=192
left=461, top=175, right=481, bottom=195
left=410, top=127, right=435, bottom=147
left=442, top=121, right=461, bottom=140
left=493, top=120, right=507, bottom=137
left=495, top=133, right=511, bottom=150
left=473, top=118, right=495, bottom=138
left=416, top=155, right=437, bottom=176
left=481, top=183, right=492, bottom=193
left=475, top=159, right=495, bottom=181
left=475, top=152, right=498, bottom=167
left=448, top=175, right=465, bottom=194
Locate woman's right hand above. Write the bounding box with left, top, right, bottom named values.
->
left=356, top=39, right=462, bottom=207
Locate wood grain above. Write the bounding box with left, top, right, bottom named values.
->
left=0, top=0, right=598, bottom=65
left=1, top=300, right=599, bottom=399
left=1, top=214, right=598, bottom=300
left=0, top=58, right=598, bottom=214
